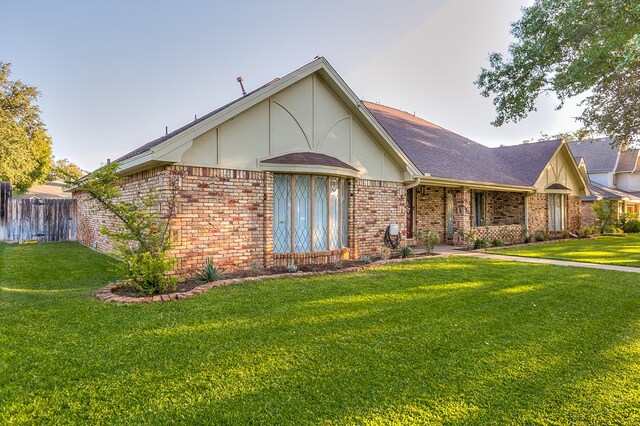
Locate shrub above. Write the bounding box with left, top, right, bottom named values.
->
left=460, top=229, right=479, bottom=250
left=578, top=227, right=593, bottom=238
left=400, top=246, right=413, bottom=258
left=125, top=251, right=178, bottom=295
left=379, top=246, right=392, bottom=260
left=491, top=239, right=504, bottom=247
left=520, top=225, right=530, bottom=243
left=195, top=257, right=224, bottom=283
left=623, top=219, right=640, bottom=233
left=414, top=230, right=441, bottom=254
left=359, top=255, right=372, bottom=264
left=561, top=230, right=571, bottom=239
left=247, top=259, right=264, bottom=275
left=593, top=200, right=615, bottom=233
left=286, top=263, right=298, bottom=273
left=473, top=238, right=489, bottom=249
left=534, top=230, right=549, bottom=242
left=67, top=162, right=183, bottom=295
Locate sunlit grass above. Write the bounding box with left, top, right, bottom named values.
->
left=494, top=235, right=640, bottom=267
left=1, top=242, right=640, bottom=424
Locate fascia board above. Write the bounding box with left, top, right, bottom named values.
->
left=418, top=176, right=534, bottom=192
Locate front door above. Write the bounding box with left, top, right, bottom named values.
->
left=406, top=188, right=414, bottom=239
left=446, top=190, right=455, bottom=241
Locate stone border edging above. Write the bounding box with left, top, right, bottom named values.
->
left=94, top=255, right=437, bottom=304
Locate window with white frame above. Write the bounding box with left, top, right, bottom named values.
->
left=273, top=174, right=348, bottom=253
left=548, top=194, right=565, bottom=232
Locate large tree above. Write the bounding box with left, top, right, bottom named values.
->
left=476, top=0, right=640, bottom=146
left=0, top=62, right=53, bottom=193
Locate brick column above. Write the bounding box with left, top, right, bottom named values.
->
left=453, top=188, right=471, bottom=245
left=263, top=172, right=274, bottom=269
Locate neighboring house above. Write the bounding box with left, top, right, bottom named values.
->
left=568, top=139, right=640, bottom=225
left=74, top=58, right=588, bottom=273
left=13, top=180, right=71, bottom=200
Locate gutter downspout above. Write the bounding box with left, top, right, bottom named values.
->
left=405, top=177, right=421, bottom=190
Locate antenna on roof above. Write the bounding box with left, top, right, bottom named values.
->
left=194, top=114, right=197, bottom=121
left=236, top=76, right=247, bottom=96
left=165, top=126, right=168, bottom=136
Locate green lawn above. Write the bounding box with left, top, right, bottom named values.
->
left=493, top=235, right=640, bottom=267
left=2, top=242, right=640, bottom=424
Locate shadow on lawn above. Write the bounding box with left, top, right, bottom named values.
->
left=3, top=250, right=640, bottom=424
left=38, top=259, right=640, bottom=424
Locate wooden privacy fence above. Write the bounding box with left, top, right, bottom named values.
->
left=0, top=188, right=77, bottom=242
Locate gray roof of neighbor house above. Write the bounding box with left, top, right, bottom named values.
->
left=616, top=148, right=639, bottom=173
left=567, top=138, right=618, bottom=173
left=13, top=181, right=71, bottom=199
left=364, top=102, right=562, bottom=186
left=583, top=181, right=640, bottom=201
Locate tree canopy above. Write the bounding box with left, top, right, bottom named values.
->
left=0, top=62, right=53, bottom=193
left=48, top=158, right=84, bottom=181
left=476, top=0, right=640, bottom=146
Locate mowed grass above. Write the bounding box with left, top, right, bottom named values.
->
left=493, top=234, right=640, bottom=267
left=1, top=243, right=640, bottom=424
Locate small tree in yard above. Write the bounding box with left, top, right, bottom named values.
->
left=67, top=162, right=181, bottom=295
left=592, top=200, right=615, bottom=233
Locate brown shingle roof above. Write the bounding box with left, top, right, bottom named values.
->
left=262, top=152, right=357, bottom=171
left=365, top=102, right=561, bottom=186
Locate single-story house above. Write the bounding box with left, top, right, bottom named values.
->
left=74, top=57, right=588, bottom=273
left=568, top=139, right=640, bottom=225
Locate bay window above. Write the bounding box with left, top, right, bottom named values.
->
left=273, top=174, right=348, bottom=253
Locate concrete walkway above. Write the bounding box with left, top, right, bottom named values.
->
left=432, top=244, right=640, bottom=274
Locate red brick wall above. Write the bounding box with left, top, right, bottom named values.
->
left=567, top=195, right=581, bottom=232
left=581, top=201, right=597, bottom=227
left=74, top=166, right=167, bottom=254
left=351, top=179, right=406, bottom=258
left=485, top=191, right=525, bottom=226
left=415, top=186, right=446, bottom=241
left=527, top=193, right=582, bottom=234
left=75, top=165, right=407, bottom=274
left=168, top=166, right=268, bottom=274
left=527, top=193, right=548, bottom=233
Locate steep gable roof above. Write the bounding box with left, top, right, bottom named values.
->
left=616, top=148, right=639, bottom=173
left=567, top=138, right=618, bottom=173
left=364, top=102, right=562, bottom=187
left=114, top=57, right=419, bottom=177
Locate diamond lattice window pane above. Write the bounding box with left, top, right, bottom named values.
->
left=294, top=175, right=311, bottom=252
left=273, top=175, right=291, bottom=253
left=314, top=176, right=328, bottom=251
left=329, top=177, right=340, bottom=250
left=341, top=179, right=348, bottom=248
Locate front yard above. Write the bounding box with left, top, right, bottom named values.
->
left=1, top=242, right=640, bottom=424
left=492, top=234, right=640, bottom=267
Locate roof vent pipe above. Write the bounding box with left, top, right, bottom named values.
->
left=237, top=76, right=247, bottom=96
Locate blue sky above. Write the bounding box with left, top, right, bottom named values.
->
left=4, top=0, right=581, bottom=170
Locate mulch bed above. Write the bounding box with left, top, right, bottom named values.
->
left=97, top=255, right=434, bottom=304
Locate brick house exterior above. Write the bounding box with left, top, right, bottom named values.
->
left=75, top=58, right=589, bottom=274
